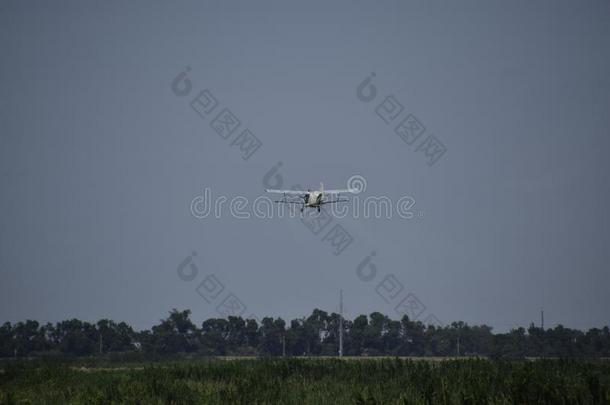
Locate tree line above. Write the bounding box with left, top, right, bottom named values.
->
left=1, top=309, right=609, bottom=359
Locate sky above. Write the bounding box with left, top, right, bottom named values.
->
left=1, top=0, right=609, bottom=332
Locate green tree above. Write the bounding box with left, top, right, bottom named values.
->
left=259, top=317, right=285, bottom=355
left=148, top=309, right=198, bottom=354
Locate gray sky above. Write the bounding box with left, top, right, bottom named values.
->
left=1, top=0, right=609, bottom=332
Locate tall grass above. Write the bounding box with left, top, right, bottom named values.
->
left=1, top=358, right=609, bottom=404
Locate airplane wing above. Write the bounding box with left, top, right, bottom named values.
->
left=265, top=189, right=307, bottom=195
left=322, top=188, right=359, bottom=194
left=320, top=198, right=350, bottom=205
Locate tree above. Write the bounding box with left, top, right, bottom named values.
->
left=399, top=316, right=426, bottom=356
left=259, top=317, right=285, bottom=355
left=147, top=309, right=198, bottom=354
left=97, top=319, right=134, bottom=353
left=1, top=309, right=610, bottom=359
left=304, top=309, right=329, bottom=355
left=0, top=322, right=14, bottom=357
left=54, top=319, right=97, bottom=356
left=201, top=318, right=228, bottom=355
left=286, top=318, right=308, bottom=356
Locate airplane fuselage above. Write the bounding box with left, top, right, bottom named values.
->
left=306, top=191, right=324, bottom=207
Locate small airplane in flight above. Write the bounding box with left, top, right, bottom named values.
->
left=265, top=183, right=358, bottom=212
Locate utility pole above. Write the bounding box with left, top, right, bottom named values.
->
left=99, top=331, right=103, bottom=355
left=541, top=308, right=544, bottom=331
left=282, top=334, right=286, bottom=357
left=339, top=290, right=343, bottom=358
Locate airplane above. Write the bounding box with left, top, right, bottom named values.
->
left=265, top=183, right=358, bottom=212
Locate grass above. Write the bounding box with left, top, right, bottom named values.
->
left=1, top=357, right=609, bottom=404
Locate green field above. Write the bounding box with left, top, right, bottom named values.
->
left=1, top=358, right=609, bottom=404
